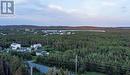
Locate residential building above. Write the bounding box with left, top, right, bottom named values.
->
left=17, top=47, right=31, bottom=52
left=10, top=43, right=21, bottom=50
left=31, top=44, right=42, bottom=50
left=36, top=50, right=49, bottom=56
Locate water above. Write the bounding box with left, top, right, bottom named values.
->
left=26, top=61, right=75, bottom=75
left=27, top=61, right=49, bottom=73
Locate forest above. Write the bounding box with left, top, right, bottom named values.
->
left=0, top=28, right=130, bottom=75
left=0, top=53, right=28, bottom=75
left=36, top=31, right=130, bottom=75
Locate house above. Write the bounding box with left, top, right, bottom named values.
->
left=17, top=47, right=31, bottom=53
left=36, top=50, right=43, bottom=56
left=36, top=50, right=49, bottom=56
left=25, top=28, right=30, bottom=32
left=44, top=30, right=58, bottom=34
left=10, top=43, right=21, bottom=50
left=67, top=32, right=71, bottom=35
left=31, top=44, right=42, bottom=50
left=0, top=33, right=7, bottom=36
left=43, top=30, right=65, bottom=35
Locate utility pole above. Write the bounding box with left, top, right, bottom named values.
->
left=30, top=66, right=33, bottom=75
left=75, top=55, right=78, bottom=75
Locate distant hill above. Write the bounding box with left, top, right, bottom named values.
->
left=0, top=25, right=105, bottom=30
left=0, top=25, right=130, bottom=31
left=115, top=27, right=130, bottom=29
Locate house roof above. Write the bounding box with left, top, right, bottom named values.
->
left=11, top=43, right=21, bottom=45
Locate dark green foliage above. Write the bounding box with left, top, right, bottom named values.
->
left=1, top=29, right=130, bottom=75
left=10, top=51, right=32, bottom=60
left=46, top=68, right=69, bottom=75
left=0, top=60, right=12, bottom=75
left=35, top=31, right=130, bottom=75
left=0, top=53, right=28, bottom=75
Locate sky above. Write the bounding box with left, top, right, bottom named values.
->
left=0, top=0, right=130, bottom=27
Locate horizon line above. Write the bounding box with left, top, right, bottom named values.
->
left=0, top=24, right=130, bottom=28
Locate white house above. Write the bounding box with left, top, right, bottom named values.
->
left=67, top=32, right=71, bottom=35
left=10, top=43, right=21, bottom=50
left=31, top=44, right=42, bottom=50
left=17, top=47, right=31, bottom=53
left=36, top=50, right=49, bottom=56
left=36, top=51, right=43, bottom=56
left=43, top=30, right=66, bottom=35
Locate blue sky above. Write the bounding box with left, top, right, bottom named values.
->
left=0, top=0, right=130, bottom=27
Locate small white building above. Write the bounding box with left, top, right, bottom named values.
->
left=17, top=47, right=31, bottom=53
left=31, top=44, right=42, bottom=50
left=36, top=51, right=49, bottom=56
left=0, top=33, right=7, bottom=36
left=67, top=32, right=71, bottom=35
left=36, top=51, right=43, bottom=56
left=10, top=43, right=21, bottom=50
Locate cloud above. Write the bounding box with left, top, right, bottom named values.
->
left=14, top=0, right=28, bottom=5
left=48, top=4, right=64, bottom=11
left=0, top=0, right=130, bottom=27
left=102, top=1, right=116, bottom=6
